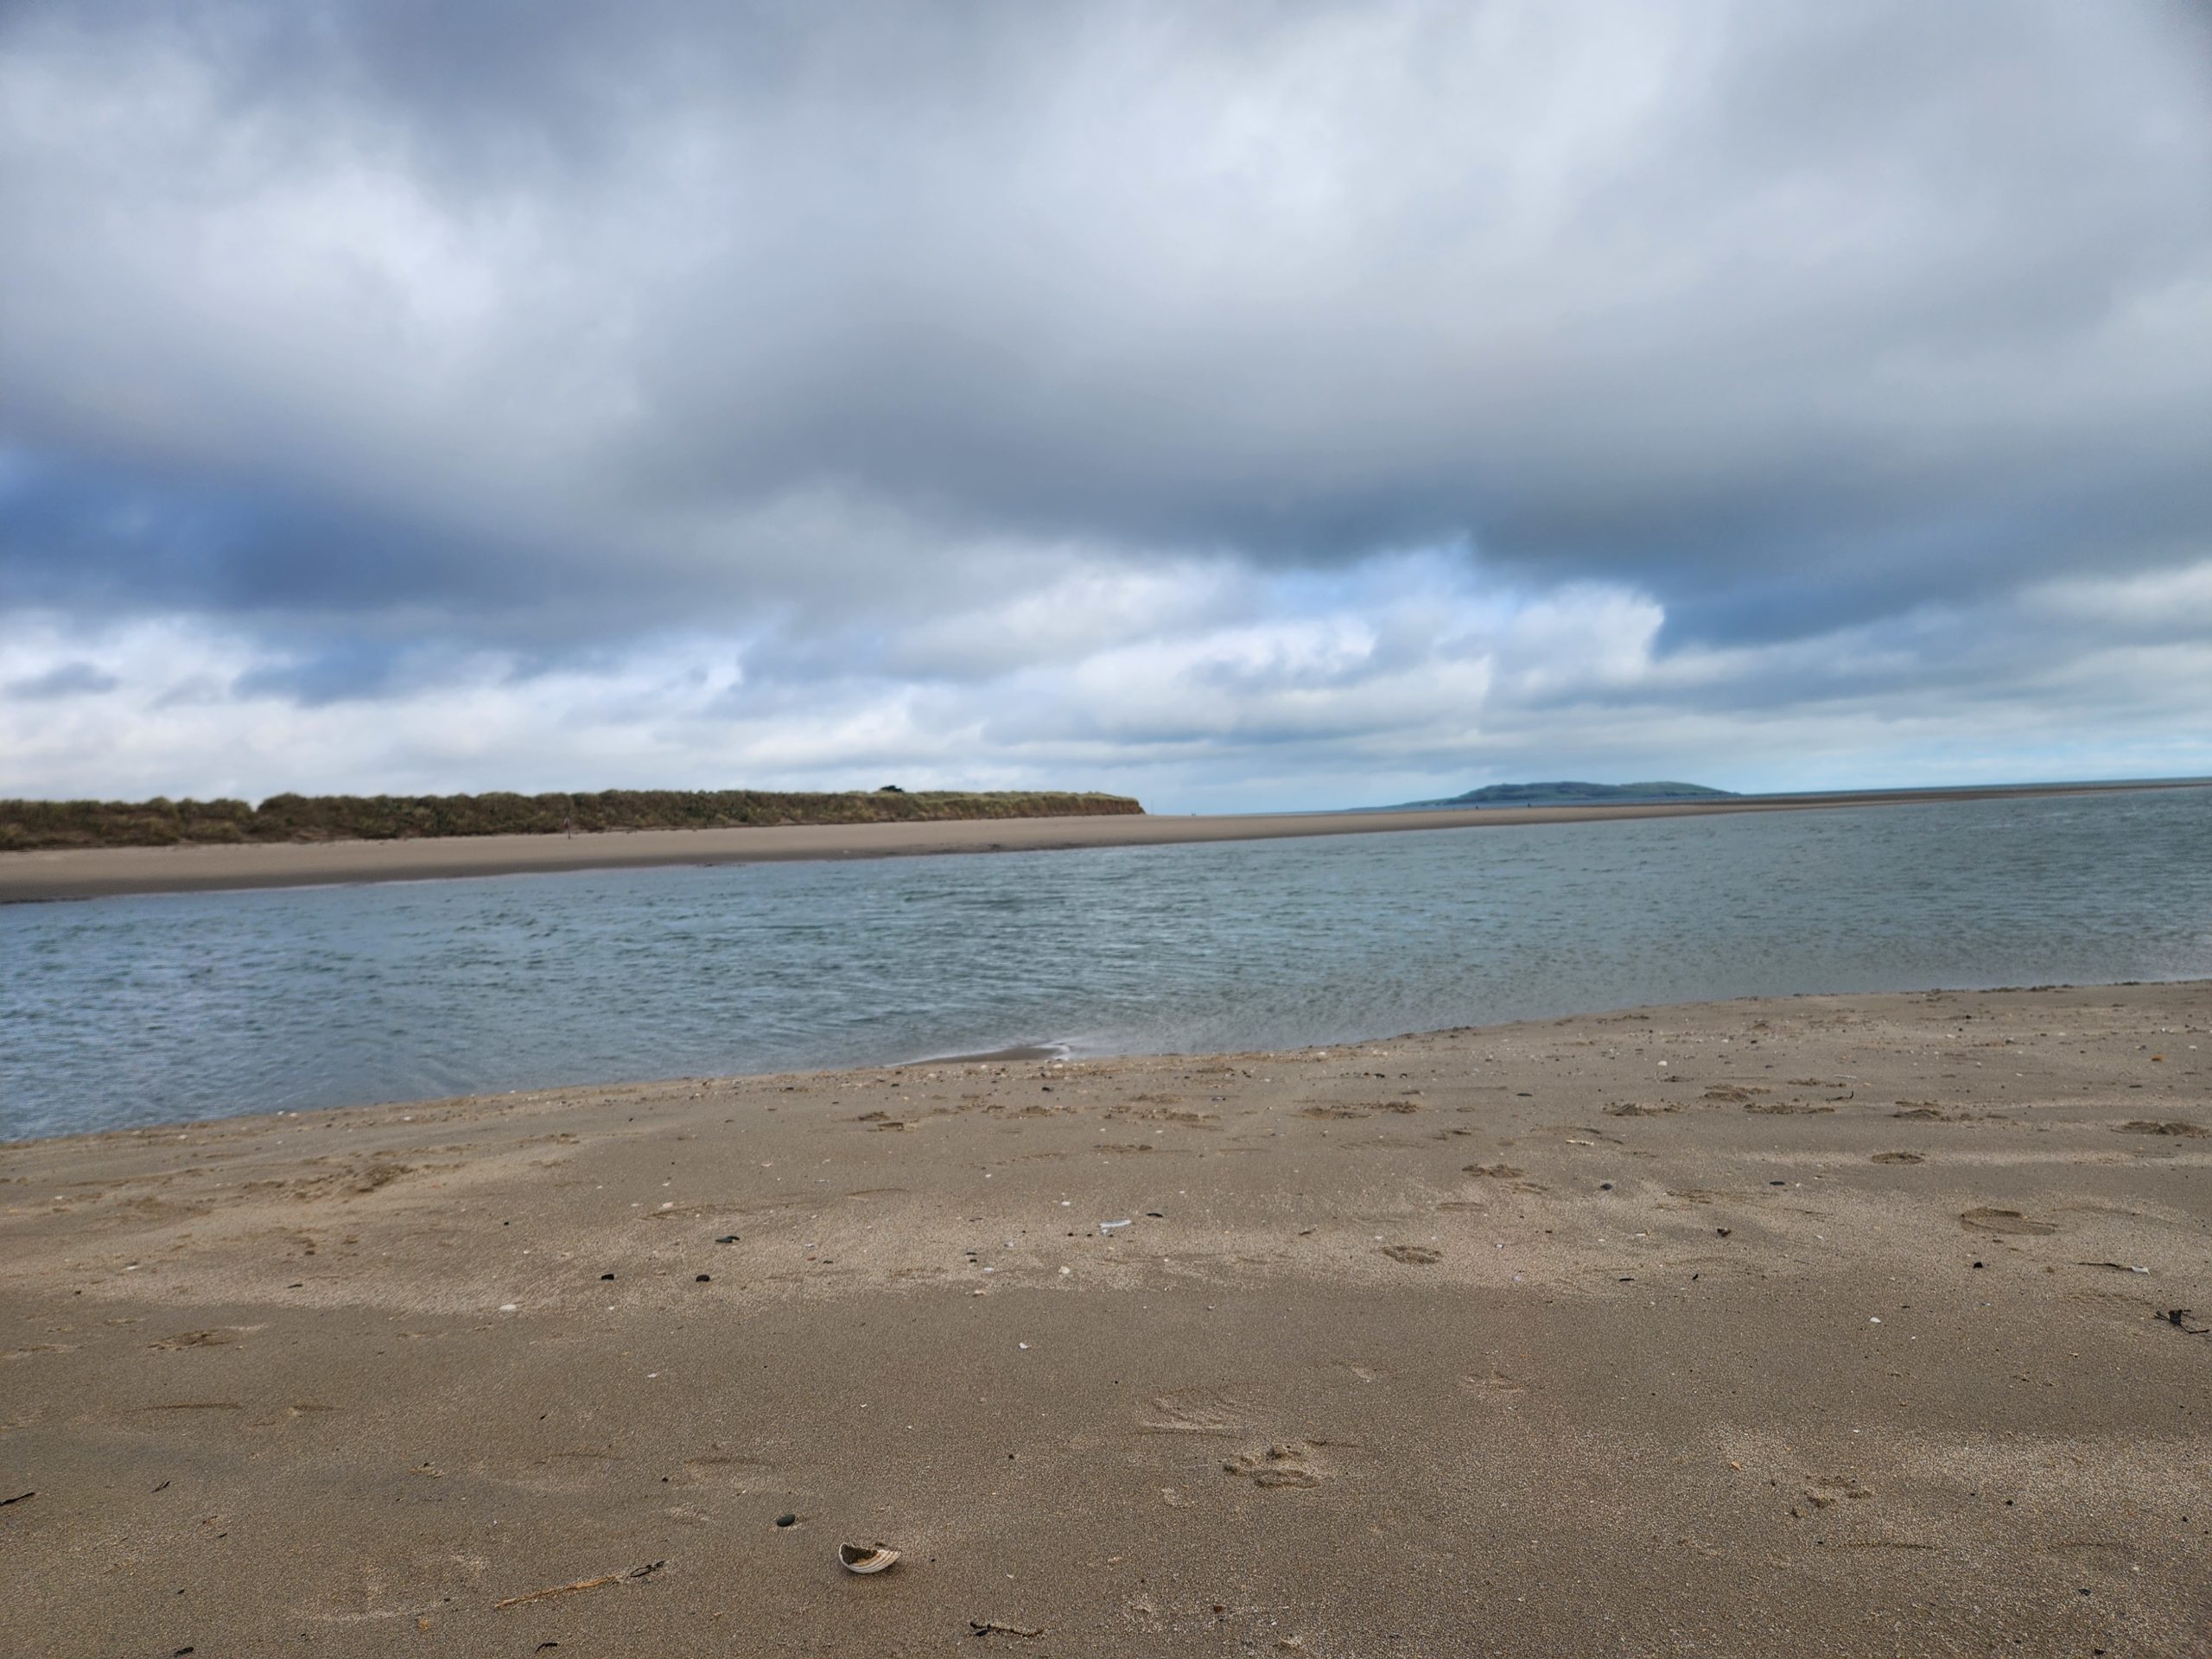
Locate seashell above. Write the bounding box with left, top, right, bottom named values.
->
left=838, top=1541, right=899, bottom=1574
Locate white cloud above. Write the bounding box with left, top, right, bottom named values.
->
left=2025, top=558, right=2212, bottom=633
left=7, top=551, right=2210, bottom=809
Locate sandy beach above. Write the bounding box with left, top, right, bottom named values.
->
left=3, top=982, right=2206, bottom=1655
left=3, top=779, right=2201, bottom=904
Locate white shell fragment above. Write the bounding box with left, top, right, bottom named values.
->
left=838, top=1541, right=899, bottom=1574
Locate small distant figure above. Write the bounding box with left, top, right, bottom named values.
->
left=564, top=814, right=575, bottom=838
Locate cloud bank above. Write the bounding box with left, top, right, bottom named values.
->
left=3, top=1, right=2209, bottom=805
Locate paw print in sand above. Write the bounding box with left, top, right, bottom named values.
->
left=1224, top=1444, right=1324, bottom=1489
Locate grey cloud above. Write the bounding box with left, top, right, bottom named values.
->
left=6, top=660, right=119, bottom=699
left=151, top=673, right=236, bottom=709
left=0, top=0, right=2207, bottom=728
left=231, top=639, right=417, bottom=706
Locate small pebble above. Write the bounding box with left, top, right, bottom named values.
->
left=776, top=1513, right=798, bottom=1529
left=696, top=1274, right=711, bottom=1283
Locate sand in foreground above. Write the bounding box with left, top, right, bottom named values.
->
left=4, top=779, right=2202, bottom=902
left=2, top=984, right=2208, bottom=1656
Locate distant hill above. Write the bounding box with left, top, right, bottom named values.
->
left=1390, top=780, right=1738, bottom=810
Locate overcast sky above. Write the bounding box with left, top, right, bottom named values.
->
left=3, top=1, right=2209, bottom=810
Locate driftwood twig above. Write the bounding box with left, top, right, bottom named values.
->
left=494, top=1560, right=664, bottom=1610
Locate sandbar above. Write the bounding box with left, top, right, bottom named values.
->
left=3, top=778, right=2201, bottom=903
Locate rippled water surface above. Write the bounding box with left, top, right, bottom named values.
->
left=4, top=788, right=2209, bottom=1140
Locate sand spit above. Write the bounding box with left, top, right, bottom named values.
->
left=3, top=778, right=2203, bottom=902
left=2, top=982, right=2208, bottom=1654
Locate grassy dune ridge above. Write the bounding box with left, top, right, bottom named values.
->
left=0, top=788, right=1144, bottom=851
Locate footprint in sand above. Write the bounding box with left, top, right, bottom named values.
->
left=678, top=1452, right=772, bottom=1489
left=1123, top=1108, right=1218, bottom=1126
left=1870, top=1152, right=1924, bottom=1165
left=1381, top=1244, right=1441, bottom=1264
left=2116, top=1121, right=2207, bottom=1138
left=1960, top=1207, right=2057, bottom=1236
left=1464, top=1163, right=1524, bottom=1179
left=1141, top=1388, right=1255, bottom=1438
left=1459, top=1368, right=1528, bottom=1398
left=1794, top=1473, right=1874, bottom=1514
left=149, top=1328, right=252, bottom=1351
left=1223, top=1443, right=1325, bottom=1489
left=1300, top=1106, right=1370, bottom=1121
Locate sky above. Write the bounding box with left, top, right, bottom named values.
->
left=3, top=1, right=2210, bottom=812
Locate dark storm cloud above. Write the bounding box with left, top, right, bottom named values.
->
left=1, top=0, right=2208, bottom=673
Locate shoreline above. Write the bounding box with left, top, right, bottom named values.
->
left=3, top=776, right=2201, bottom=904
left=7, top=971, right=2205, bottom=1152
left=3, top=982, right=2205, bottom=1653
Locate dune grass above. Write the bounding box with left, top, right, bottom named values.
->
left=0, top=788, right=1144, bottom=851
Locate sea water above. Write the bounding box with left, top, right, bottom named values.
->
left=3, top=786, right=2208, bottom=1140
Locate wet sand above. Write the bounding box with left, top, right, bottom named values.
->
left=3, top=982, right=2207, bottom=1655
left=3, top=779, right=2202, bottom=902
